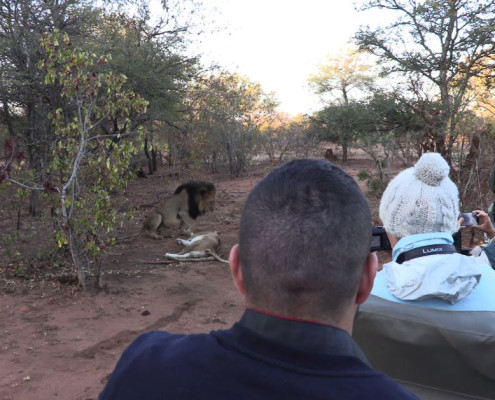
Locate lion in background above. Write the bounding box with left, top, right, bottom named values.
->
left=141, top=181, right=216, bottom=239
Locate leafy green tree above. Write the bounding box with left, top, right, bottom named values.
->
left=0, top=0, right=204, bottom=213
left=309, top=48, right=373, bottom=161
left=363, top=92, right=431, bottom=163
left=314, top=101, right=371, bottom=161
left=88, top=2, right=200, bottom=173
left=309, top=48, right=373, bottom=106
left=185, top=72, right=277, bottom=176
left=355, top=0, right=495, bottom=162
left=314, top=92, right=422, bottom=187
left=40, top=31, right=148, bottom=289
left=0, top=0, right=101, bottom=215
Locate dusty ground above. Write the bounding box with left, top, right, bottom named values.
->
left=0, top=151, right=398, bottom=400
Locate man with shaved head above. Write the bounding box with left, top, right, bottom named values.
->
left=100, top=159, right=418, bottom=400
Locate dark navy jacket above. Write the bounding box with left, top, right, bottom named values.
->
left=99, top=309, right=419, bottom=399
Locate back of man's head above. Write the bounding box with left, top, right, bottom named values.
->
left=239, top=159, right=372, bottom=321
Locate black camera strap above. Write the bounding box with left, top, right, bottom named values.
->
left=396, top=244, right=457, bottom=264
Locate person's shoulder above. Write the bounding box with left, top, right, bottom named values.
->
left=99, top=330, right=223, bottom=400
left=126, top=330, right=177, bottom=351
left=127, top=329, right=217, bottom=357
left=338, top=359, right=420, bottom=399
left=109, top=329, right=222, bottom=373
left=345, top=359, right=419, bottom=399
left=117, top=331, right=183, bottom=366
left=335, top=361, right=419, bottom=399
left=369, top=373, right=420, bottom=399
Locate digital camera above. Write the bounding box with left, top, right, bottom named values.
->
left=459, top=212, right=479, bottom=227
left=371, top=226, right=392, bottom=252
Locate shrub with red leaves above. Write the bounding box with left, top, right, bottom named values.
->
left=43, top=181, right=57, bottom=193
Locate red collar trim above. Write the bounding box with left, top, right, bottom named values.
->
left=247, top=308, right=336, bottom=328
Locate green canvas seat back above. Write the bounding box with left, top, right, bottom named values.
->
left=354, top=295, right=495, bottom=399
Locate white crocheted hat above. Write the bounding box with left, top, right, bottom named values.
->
left=379, top=153, right=459, bottom=238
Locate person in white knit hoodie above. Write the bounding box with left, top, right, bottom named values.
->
left=373, top=152, right=495, bottom=310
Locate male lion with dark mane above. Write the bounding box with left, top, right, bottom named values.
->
left=141, top=181, right=216, bottom=239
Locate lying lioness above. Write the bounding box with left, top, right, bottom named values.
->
left=165, top=232, right=228, bottom=263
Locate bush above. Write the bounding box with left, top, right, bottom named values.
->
left=367, top=177, right=387, bottom=197
left=357, top=168, right=371, bottom=181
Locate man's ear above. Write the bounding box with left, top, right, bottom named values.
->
left=355, top=252, right=378, bottom=305
left=229, top=244, right=246, bottom=296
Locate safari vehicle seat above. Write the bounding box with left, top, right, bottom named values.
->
left=354, top=295, right=495, bottom=400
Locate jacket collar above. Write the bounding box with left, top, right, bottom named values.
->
left=239, top=308, right=370, bottom=365
left=393, top=232, right=454, bottom=262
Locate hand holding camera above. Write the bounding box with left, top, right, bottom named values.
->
left=459, top=210, right=495, bottom=240
left=458, top=212, right=479, bottom=226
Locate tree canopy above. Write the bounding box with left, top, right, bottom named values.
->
left=355, top=0, right=495, bottom=161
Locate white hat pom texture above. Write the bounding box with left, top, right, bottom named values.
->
left=379, top=153, right=459, bottom=238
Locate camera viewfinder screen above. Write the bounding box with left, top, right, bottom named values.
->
left=371, top=235, right=381, bottom=248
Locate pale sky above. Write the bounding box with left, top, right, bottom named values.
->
left=193, top=0, right=380, bottom=116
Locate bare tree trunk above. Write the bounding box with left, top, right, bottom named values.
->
left=68, top=226, right=87, bottom=291
left=96, top=256, right=103, bottom=289
left=144, top=137, right=153, bottom=175
left=151, top=147, right=157, bottom=172
left=342, top=137, right=349, bottom=162
left=16, top=194, right=23, bottom=231
left=29, top=189, right=40, bottom=217
left=26, top=101, right=50, bottom=217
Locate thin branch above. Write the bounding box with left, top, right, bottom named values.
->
left=6, top=177, right=45, bottom=191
